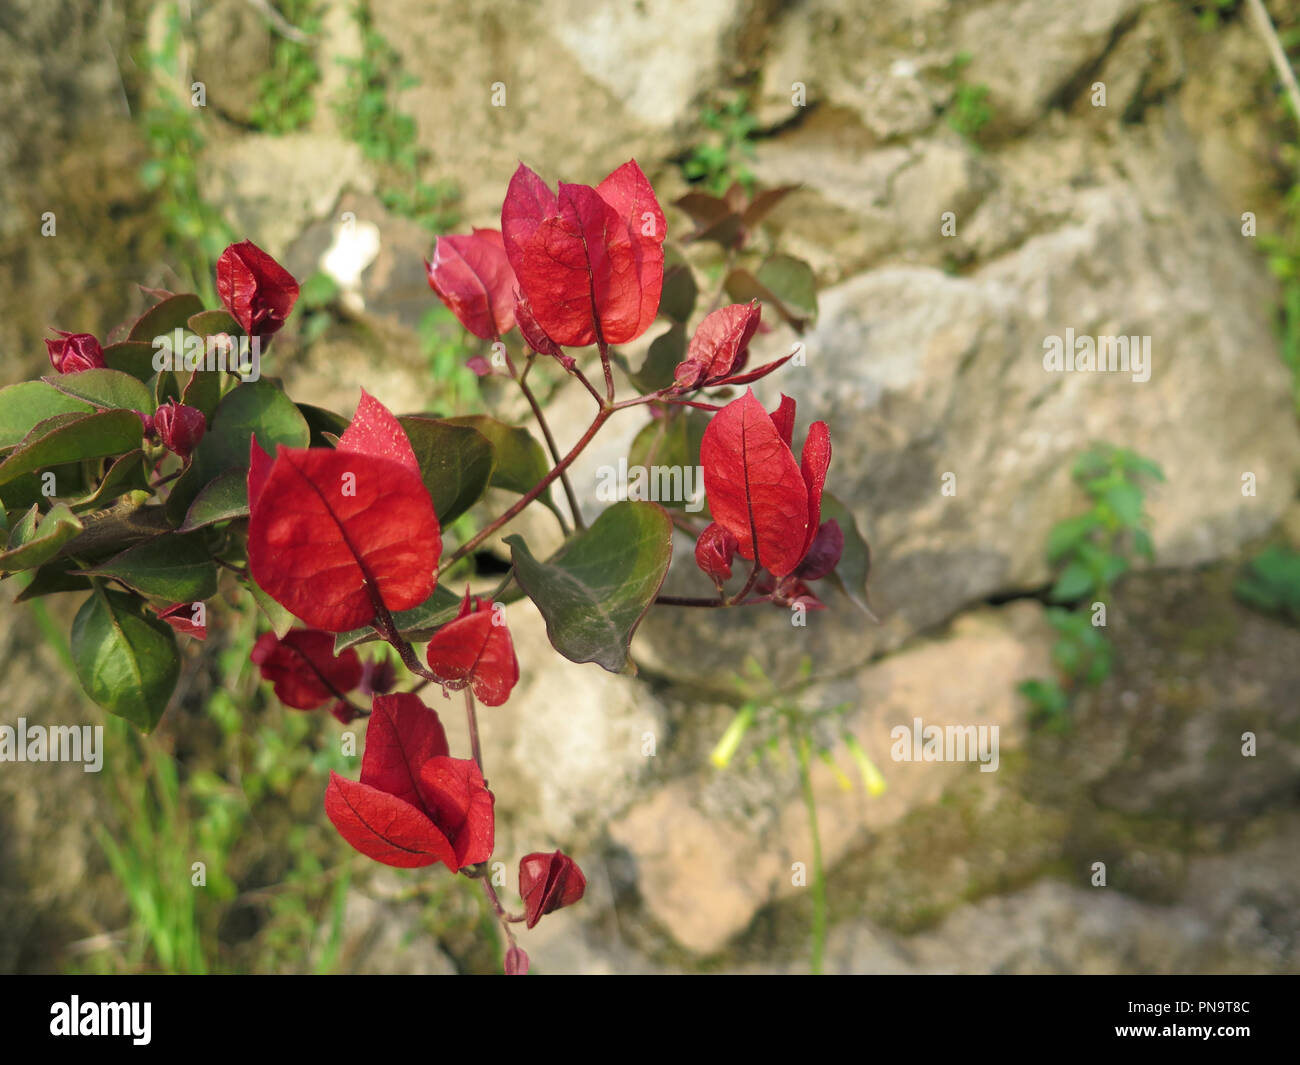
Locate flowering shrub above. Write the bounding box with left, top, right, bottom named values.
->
left=0, top=160, right=869, bottom=973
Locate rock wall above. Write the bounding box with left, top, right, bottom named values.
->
left=1, top=0, right=1298, bottom=973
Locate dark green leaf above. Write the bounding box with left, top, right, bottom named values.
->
left=178, top=469, right=249, bottom=531
left=658, top=248, right=698, bottom=323
left=71, top=587, right=180, bottom=732
left=13, top=563, right=92, bottom=601
left=43, top=369, right=155, bottom=414
left=632, top=324, right=687, bottom=394
left=333, top=583, right=463, bottom=652
left=820, top=493, right=873, bottom=613
left=128, top=293, right=205, bottom=342
left=0, top=502, right=83, bottom=572
left=102, top=341, right=161, bottom=382
left=70, top=451, right=150, bottom=511
left=398, top=416, right=495, bottom=524
left=442, top=415, right=548, bottom=496
left=0, top=410, right=145, bottom=488
left=506, top=500, right=673, bottom=673
left=0, top=382, right=94, bottom=448
left=187, top=310, right=242, bottom=337
left=1049, top=561, right=1094, bottom=602
left=167, top=380, right=310, bottom=521
left=627, top=409, right=708, bottom=511
left=84, top=532, right=219, bottom=601
left=297, top=403, right=351, bottom=447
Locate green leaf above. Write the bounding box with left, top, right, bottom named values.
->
left=398, top=416, right=496, bottom=524
left=1045, top=512, right=1101, bottom=563
left=506, top=500, right=673, bottom=673
left=726, top=254, right=818, bottom=331
left=83, top=532, right=219, bottom=601
left=333, top=583, right=463, bottom=652
left=659, top=248, right=698, bottom=323
left=297, top=403, right=351, bottom=447
left=820, top=493, right=873, bottom=613
left=70, top=451, right=150, bottom=511
left=179, top=365, right=224, bottom=419
left=13, top=563, right=92, bottom=601
left=442, top=415, right=549, bottom=497
left=128, top=293, right=205, bottom=342
left=627, top=409, right=708, bottom=511
left=1049, top=561, right=1094, bottom=602
left=0, top=382, right=94, bottom=448
left=71, top=587, right=180, bottom=732
left=187, top=310, right=242, bottom=337
left=167, top=380, right=310, bottom=521
left=0, top=410, right=145, bottom=488
left=102, top=341, right=161, bottom=382
left=0, top=461, right=88, bottom=511
left=42, top=369, right=155, bottom=414
left=178, top=469, right=249, bottom=531
left=632, top=323, right=687, bottom=394
left=1104, top=480, right=1144, bottom=527
left=0, top=502, right=83, bottom=573
left=249, top=575, right=296, bottom=638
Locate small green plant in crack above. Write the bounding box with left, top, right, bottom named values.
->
left=1235, top=543, right=1300, bottom=624
left=941, top=52, right=993, bottom=146
left=248, top=0, right=323, bottom=134
left=683, top=93, right=759, bottom=195
left=134, top=1, right=237, bottom=302
left=1020, top=444, right=1163, bottom=730
left=710, top=657, right=886, bottom=974
left=336, top=4, right=460, bottom=231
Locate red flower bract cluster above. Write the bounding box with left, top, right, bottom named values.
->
left=251, top=628, right=363, bottom=710
left=502, top=160, right=666, bottom=347
left=700, top=389, right=834, bottom=580
left=425, top=589, right=520, bottom=706
left=325, top=693, right=494, bottom=871
left=216, top=239, right=299, bottom=341
left=247, top=390, right=441, bottom=632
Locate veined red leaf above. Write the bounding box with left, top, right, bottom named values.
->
left=247, top=446, right=440, bottom=632
left=701, top=389, right=809, bottom=579
left=799, top=420, right=831, bottom=556
left=360, top=692, right=450, bottom=809
left=416, top=756, right=495, bottom=868
left=324, top=773, right=457, bottom=869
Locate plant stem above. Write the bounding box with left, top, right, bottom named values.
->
left=598, top=338, right=616, bottom=402
left=445, top=406, right=613, bottom=565
left=794, top=726, right=827, bottom=975
left=463, top=688, right=484, bottom=775
left=515, top=366, right=583, bottom=533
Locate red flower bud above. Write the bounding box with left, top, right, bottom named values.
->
left=518, top=850, right=586, bottom=929
left=216, top=239, right=299, bottom=340
left=694, top=522, right=739, bottom=585
left=45, top=331, right=105, bottom=374
left=504, top=945, right=529, bottom=975
left=359, top=657, right=398, bottom=696
left=152, top=400, right=206, bottom=461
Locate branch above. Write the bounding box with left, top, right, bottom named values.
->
left=1247, top=0, right=1300, bottom=126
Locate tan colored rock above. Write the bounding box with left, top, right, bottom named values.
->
left=611, top=602, right=1052, bottom=954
